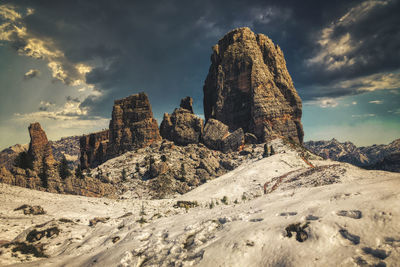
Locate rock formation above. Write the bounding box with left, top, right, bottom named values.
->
left=202, top=119, right=244, bottom=153
left=28, top=122, right=55, bottom=170
left=79, top=130, right=109, bottom=169
left=108, top=92, right=161, bottom=157
left=0, top=123, right=116, bottom=198
left=179, top=96, right=194, bottom=113
left=79, top=92, right=161, bottom=169
left=203, top=27, right=303, bottom=143
left=160, top=97, right=203, bottom=146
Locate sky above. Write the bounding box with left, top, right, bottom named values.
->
left=0, top=0, right=399, bottom=149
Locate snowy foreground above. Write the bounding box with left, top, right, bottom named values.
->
left=1, top=141, right=400, bottom=266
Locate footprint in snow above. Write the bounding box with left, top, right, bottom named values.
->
left=339, top=229, right=360, bottom=245
left=336, top=210, right=362, bottom=219
left=305, top=215, right=319, bottom=221
left=279, top=212, right=297, bottom=217
left=362, top=247, right=390, bottom=260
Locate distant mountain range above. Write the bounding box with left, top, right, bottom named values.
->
left=305, top=138, right=400, bottom=172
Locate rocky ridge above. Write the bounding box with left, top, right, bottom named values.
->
left=305, top=138, right=400, bottom=172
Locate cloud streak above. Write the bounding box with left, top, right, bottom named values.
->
left=24, top=68, right=40, bottom=79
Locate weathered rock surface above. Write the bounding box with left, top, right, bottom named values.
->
left=180, top=96, right=194, bottom=113
left=28, top=122, right=55, bottom=171
left=79, top=92, right=161, bottom=169
left=202, top=119, right=229, bottom=150
left=202, top=119, right=244, bottom=152
left=220, top=128, right=244, bottom=153
left=79, top=130, right=109, bottom=169
left=160, top=97, right=203, bottom=146
left=203, top=27, right=303, bottom=143
left=108, top=92, right=161, bottom=156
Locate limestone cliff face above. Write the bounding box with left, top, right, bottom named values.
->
left=79, top=130, right=109, bottom=169
left=203, top=27, right=303, bottom=143
left=108, top=92, right=161, bottom=156
left=28, top=122, right=55, bottom=170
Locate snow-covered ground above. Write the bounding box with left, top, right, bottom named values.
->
left=1, top=140, right=399, bottom=266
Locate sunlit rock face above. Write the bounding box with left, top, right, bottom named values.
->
left=79, top=130, right=109, bottom=169
left=28, top=122, right=55, bottom=171
left=203, top=27, right=303, bottom=143
left=80, top=92, right=161, bottom=169
left=108, top=92, right=161, bottom=156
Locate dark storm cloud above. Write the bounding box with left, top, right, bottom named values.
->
left=2, top=0, right=400, bottom=119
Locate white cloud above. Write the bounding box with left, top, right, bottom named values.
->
left=339, top=72, right=400, bottom=92
left=307, top=0, right=391, bottom=71
left=351, top=114, right=376, bottom=118
left=305, top=98, right=339, bottom=108
left=0, top=4, right=93, bottom=87
left=24, top=69, right=40, bottom=79
left=368, top=100, right=383, bottom=104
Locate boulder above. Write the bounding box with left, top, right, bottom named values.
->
left=202, top=119, right=244, bottom=153
left=220, top=128, right=244, bottom=153
left=244, top=133, right=258, bottom=144
left=202, top=119, right=229, bottom=150
left=203, top=27, right=303, bottom=143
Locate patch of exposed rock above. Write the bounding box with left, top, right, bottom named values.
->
left=203, top=27, right=303, bottom=143
left=160, top=97, right=203, bottom=145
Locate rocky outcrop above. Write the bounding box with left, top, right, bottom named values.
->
left=28, top=122, right=55, bottom=171
left=79, top=92, right=161, bottom=169
left=108, top=92, right=161, bottom=157
left=180, top=96, right=194, bottom=114
left=160, top=97, right=203, bottom=146
left=203, top=27, right=303, bottom=143
left=0, top=123, right=116, bottom=198
left=202, top=119, right=244, bottom=153
left=79, top=130, right=109, bottom=169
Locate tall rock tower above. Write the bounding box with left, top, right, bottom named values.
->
left=203, top=27, right=303, bottom=143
